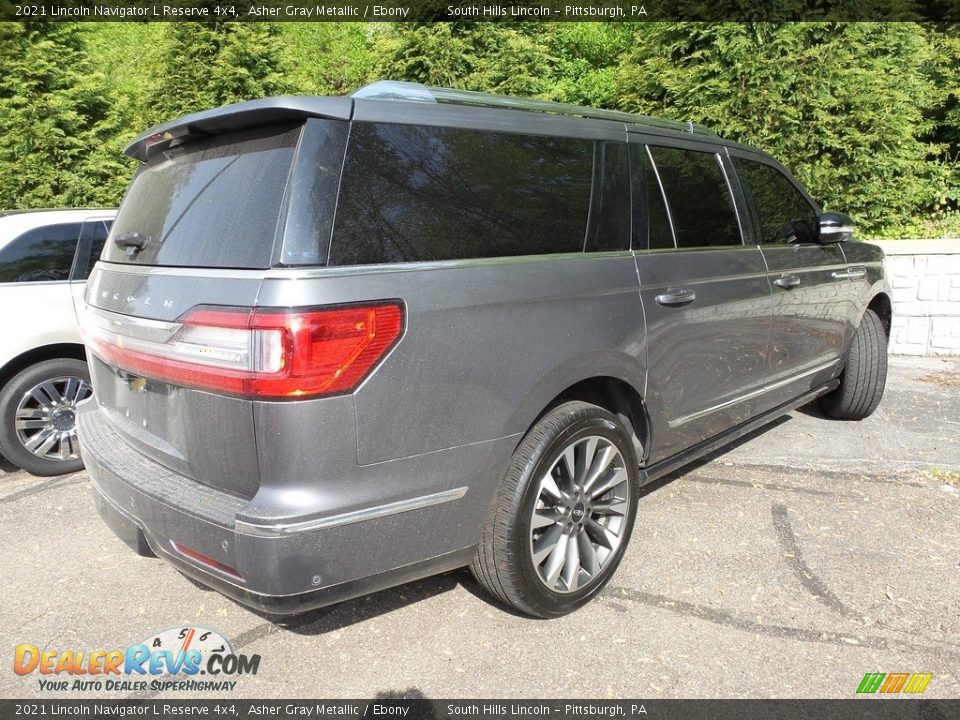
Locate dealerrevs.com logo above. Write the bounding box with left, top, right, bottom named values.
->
left=13, top=626, right=260, bottom=693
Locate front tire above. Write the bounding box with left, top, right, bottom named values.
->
left=0, top=358, right=92, bottom=476
left=471, top=401, right=640, bottom=618
left=820, top=309, right=888, bottom=420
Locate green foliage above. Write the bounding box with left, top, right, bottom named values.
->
left=615, top=22, right=950, bottom=237
left=0, top=20, right=957, bottom=237
left=0, top=22, right=129, bottom=209
left=145, top=22, right=292, bottom=126
left=279, top=23, right=375, bottom=95
left=369, top=23, right=630, bottom=103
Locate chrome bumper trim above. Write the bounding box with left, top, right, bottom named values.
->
left=235, top=486, right=469, bottom=538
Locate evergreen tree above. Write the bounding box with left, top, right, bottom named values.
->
left=0, top=22, right=129, bottom=209
left=280, top=23, right=375, bottom=95
left=146, top=22, right=291, bottom=126
left=616, top=22, right=947, bottom=235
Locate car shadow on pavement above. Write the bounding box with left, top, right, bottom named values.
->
left=637, top=414, right=793, bottom=498
left=247, top=570, right=468, bottom=636
left=0, top=453, right=18, bottom=474
left=217, top=414, right=798, bottom=636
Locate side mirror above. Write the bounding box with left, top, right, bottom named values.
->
left=817, top=212, right=854, bottom=244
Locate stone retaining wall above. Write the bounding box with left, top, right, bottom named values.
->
left=871, top=239, right=960, bottom=356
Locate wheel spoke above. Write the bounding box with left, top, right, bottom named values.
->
left=542, top=533, right=570, bottom=586
left=15, top=419, right=48, bottom=430
left=53, top=434, right=70, bottom=461
left=60, top=430, right=80, bottom=460
left=532, top=507, right=563, bottom=530
left=561, top=534, right=581, bottom=591
left=28, top=387, right=54, bottom=408
left=16, top=407, right=47, bottom=420
left=560, top=446, right=576, bottom=493
left=590, top=467, right=627, bottom=500
left=532, top=524, right=564, bottom=565
left=585, top=518, right=615, bottom=549
left=577, top=531, right=598, bottom=577
left=39, top=381, right=64, bottom=405
left=539, top=471, right=562, bottom=501
left=591, top=498, right=628, bottom=517
left=583, top=443, right=617, bottom=494
left=27, top=428, right=57, bottom=456
left=63, top=377, right=80, bottom=405
left=23, top=427, right=54, bottom=452
left=574, top=437, right=597, bottom=487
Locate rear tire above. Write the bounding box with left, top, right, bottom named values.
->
left=0, top=359, right=92, bottom=476
left=820, top=309, right=887, bottom=420
left=471, top=401, right=639, bottom=618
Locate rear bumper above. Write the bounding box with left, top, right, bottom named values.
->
left=78, top=403, right=493, bottom=615
left=91, top=482, right=470, bottom=614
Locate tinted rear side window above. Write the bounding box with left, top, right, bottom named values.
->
left=734, top=157, right=818, bottom=245
left=105, top=125, right=301, bottom=269
left=630, top=145, right=675, bottom=251
left=0, top=222, right=81, bottom=283
left=647, top=146, right=741, bottom=249
left=88, top=221, right=112, bottom=276
left=585, top=142, right=630, bottom=253
left=329, top=123, right=596, bottom=265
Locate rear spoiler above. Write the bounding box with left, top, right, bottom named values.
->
left=125, top=96, right=354, bottom=162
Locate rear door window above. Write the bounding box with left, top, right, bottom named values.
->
left=647, top=146, right=742, bottom=249
left=733, top=157, right=818, bottom=245
left=630, top=145, right=676, bottom=251
left=584, top=142, right=630, bottom=253
left=104, top=124, right=301, bottom=269
left=0, top=222, right=81, bottom=283
left=329, top=123, right=599, bottom=265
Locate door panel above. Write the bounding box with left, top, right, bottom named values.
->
left=637, top=247, right=773, bottom=461
left=632, top=141, right=773, bottom=462
left=728, top=153, right=849, bottom=403
left=760, top=243, right=849, bottom=396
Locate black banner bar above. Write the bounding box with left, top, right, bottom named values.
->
left=0, top=0, right=958, bottom=23
left=1, top=699, right=959, bottom=720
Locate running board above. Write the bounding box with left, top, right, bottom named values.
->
left=639, top=380, right=839, bottom=486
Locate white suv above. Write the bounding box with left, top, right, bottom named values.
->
left=0, top=209, right=116, bottom=476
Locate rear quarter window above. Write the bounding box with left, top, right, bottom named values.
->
left=329, top=123, right=602, bottom=265
left=0, top=222, right=81, bottom=283
left=105, top=125, right=301, bottom=269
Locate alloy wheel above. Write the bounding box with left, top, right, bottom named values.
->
left=14, top=375, right=92, bottom=462
left=528, top=435, right=631, bottom=593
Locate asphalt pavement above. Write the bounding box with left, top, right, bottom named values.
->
left=1, top=355, right=958, bottom=699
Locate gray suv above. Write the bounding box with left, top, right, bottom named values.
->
left=78, top=82, right=891, bottom=618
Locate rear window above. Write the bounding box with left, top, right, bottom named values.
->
left=105, top=124, right=301, bottom=269
left=329, top=123, right=599, bottom=265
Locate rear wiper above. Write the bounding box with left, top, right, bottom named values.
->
left=113, top=232, right=151, bottom=257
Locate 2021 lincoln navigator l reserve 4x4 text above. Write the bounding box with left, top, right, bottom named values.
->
left=78, top=82, right=890, bottom=618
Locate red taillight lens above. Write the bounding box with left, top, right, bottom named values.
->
left=83, top=302, right=404, bottom=399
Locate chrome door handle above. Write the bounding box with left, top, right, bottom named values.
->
left=774, top=274, right=801, bottom=289
left=655, top=288, right=696, bottom=306
left=831, top=267, right=866, bottom=280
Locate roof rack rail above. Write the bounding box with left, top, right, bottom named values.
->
left=352, top=80, right=714, bottom=136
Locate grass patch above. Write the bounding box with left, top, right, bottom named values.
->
left=928, top=468, right=960, bottom=486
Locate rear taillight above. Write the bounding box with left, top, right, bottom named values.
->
left=82, top=302, right=404, bottom=399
